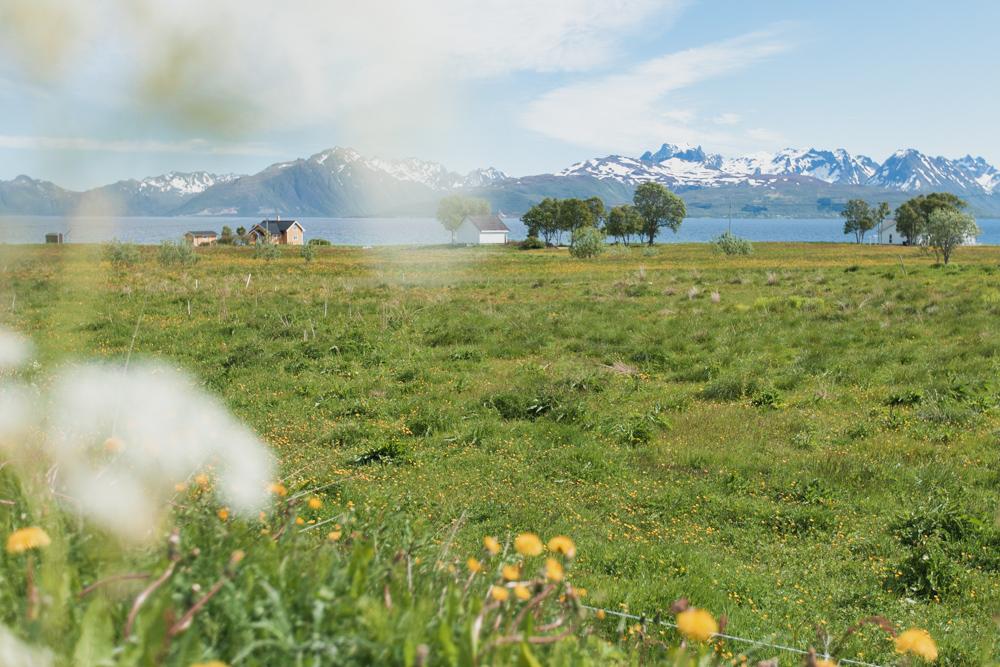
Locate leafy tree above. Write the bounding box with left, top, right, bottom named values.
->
left=922, top=209, right=979, bottom=264
left=569, top=226, right=605, bottom=258
left=604, top=205, right=643, bottom=245
left=521, top=198, right=561, bottom=245
left=840, top=199, right=890, bottom=243
left=633, top=182, right=686, bottom=245
left=557, top=198, right=595, bottom=245
left=436, top=195, right=490, bottom=244
left=584, top=197, right=606, bottom=227
left=894, top=193, right=967, bottom=245
left=219, top=225, right=234, bottom=245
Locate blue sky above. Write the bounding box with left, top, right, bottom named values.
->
left=1, top=0, right=997, bottom=189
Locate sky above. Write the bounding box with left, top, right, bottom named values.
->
left=1, top=0, right=998, bottom=190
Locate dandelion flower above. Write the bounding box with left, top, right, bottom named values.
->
left=514, top=585, right=531, bottom=600
left=467, top=557, right=482, bottom=574
left=174, top=482, right=187, bottom=492
left=490, top=585, right=509, bottom=602
left=676, top=608, right=718, bottom=643
left=268, top=482, right=288, bottom=497
left=6, top=527, right=51, bottom=554
left=327, top=530, right=342, bottom=542
left=483, top=536, right=500, bottom=555
left=895, top=628, right=938, bottom=662
left=307, top=497, right=322, bottom=510
left=190, top=662, right=229, bottom=667
left=596, top=609, right=606, bottom=620
left=195, top=474, right=210, bottom=487
left=294, top=517, right=304, bottom=526
left=547, top=535, right=576, bottom=558
left=814, top=660, right=838, bottom=667
left=103, top=437, right=123, bottom=453
left=217, top=508, right=229, bottom=522
left=502, top=564, right=521, bottom=581
left=545, top=557, right=564, bottom=582
left=514, top=532, right=543, bottom=556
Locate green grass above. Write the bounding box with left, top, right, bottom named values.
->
left=1, top=241, right=998, bottom=665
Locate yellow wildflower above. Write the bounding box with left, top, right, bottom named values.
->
left=545, top=557, right=564, bottom=582
left=467, top=557, right=483, bottom=574
left=327, top=530, right=342, bottom=542
left=596, top=609, right=606, bottom=620
left=294, top=517, right=305, bottom=526
left=502, top=564, right=521, bottom=581
left=6, top=527, right=51, bottom=554
left=513, top=584, right=531, bottom=600
left=195, top=473, right=210, bottom=487
left=217, top=508, right=229, bottom=522
left=514, top=532, right=543, bottom=556
left=895, top=628, right=938, bottom=662
left=190, top=662, right=229, bottom=667
left=307, top=497, right=322, bottom=510
left=483, top=536, right=501, bottom=555
left=547, top=535, right=576, bottom=558
left=490, top=585, right=509, bottom=602
left=814, top=660, right=838, bottom=667
left=104, top=436, right=123, bottom=453
left=676, top=608, right=718, bottom=643
left=174, top=482, right=187, bottom=492
left=268, top=482, right=288, bottom=497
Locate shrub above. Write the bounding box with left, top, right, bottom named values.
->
left=711, top=231, right=753, bottom=256
left=103, top=240, right=141, bottom=267
left=519, top=236, right=546, bottom=250
left=569, top=226, right=605, bottom=258
left=253, top=239, right=281, bottom=261
left=308, top=238, right=332, bottom=246
left=157, top=240, right=198, bottom=266
left=301, top=243, right=316, bottom=262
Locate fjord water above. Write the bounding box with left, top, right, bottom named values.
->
left=3, top=215, right=1000, bottom=245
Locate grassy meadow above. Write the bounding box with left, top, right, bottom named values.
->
left=1, top=241, right=998, bottom=665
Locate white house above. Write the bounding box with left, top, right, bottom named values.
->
left=455, top=214, right=510, bottom=245
left=874, top=219, right=905, bottom=245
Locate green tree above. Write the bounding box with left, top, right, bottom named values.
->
left=219, top=225, right=234, bottom=245
left=894, top=193, right=967, bottom=245
left=633, top=182, right=686, bottom=245
left=922, top=208, right=979, bottom=264
left=584, top=197, right=606, bottom=227
left=604, top=205, right=643, bottom=245
left=557, top=198, right=595, bottom=245
left=840, top=199, right=890, bottom=244
left=521, top=198, right=561, bottom=245
left=436, top=195, right=490, bottom=244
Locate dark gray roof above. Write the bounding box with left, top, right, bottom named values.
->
left=256, top=219, right=302, bottom=234
left=186, top=230, right=217, bottom=237
left=464, top=214, right=509, bottom=232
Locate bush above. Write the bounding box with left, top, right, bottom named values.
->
left=308, top=238, right=332, bottom=246
left=253, top=239, right=281, bottom=261
left=301, top=243, right=316, bottom=262
left=569, top=226, right=605, bottom=258
left=103, top=240, right=141, bottom=267
left=519, top=236, right=546, bottom=250
left=711, top=231, right=753, bottom=256
left=157, top=240, right=199, bottom=266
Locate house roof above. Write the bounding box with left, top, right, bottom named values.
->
left=463, top=214, right=509, bottom=232
left=186, top=230, right=217, bottom=237
left=255, top=219, right=303, bottom=235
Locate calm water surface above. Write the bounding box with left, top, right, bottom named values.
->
left=3, top=215, right=1000, bottom=245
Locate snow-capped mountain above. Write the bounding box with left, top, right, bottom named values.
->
left=560, top=142, right=999, bottom=195
left=301, top=148, right=507, bottom=190
left=134, top=171, right=240, bottom=196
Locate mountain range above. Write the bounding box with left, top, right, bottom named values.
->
left=3, top=143, right=1000, bottom=219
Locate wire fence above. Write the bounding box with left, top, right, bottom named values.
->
left=580, top=604, right=885, bottom=667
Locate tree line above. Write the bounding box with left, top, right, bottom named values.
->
left=522, top=182, right=686, bottom=246
left=840, top=193, right=980, bottom=263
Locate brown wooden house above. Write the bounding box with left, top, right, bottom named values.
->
left=247, top=219, right=305, bottom=246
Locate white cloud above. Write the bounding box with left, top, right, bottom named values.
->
left=714, top=112, right=742, bottom=126
left=0, top=135, right=276, bottom=156
left=746, top=127, right=787, bottom=143
left=519, top=29, right=790, bottom=154
left=0, top=0, right=684, bottom=138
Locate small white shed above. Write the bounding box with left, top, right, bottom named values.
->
left=455, top=214, right=509, bottom=245
left=874, top=219, right=904, bottom=245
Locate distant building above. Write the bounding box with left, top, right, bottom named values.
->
left=874, top=219, right=904, bottom=245
left=45, top=232, right=64, bottom=244
left=247, top=219, right=305, bottom=246
left=455, top=214, right=509, bottom=245
left=184, top=231, right=218, bottom=247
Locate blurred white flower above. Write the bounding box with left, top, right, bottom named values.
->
left=0, top=328, right=31, bottom=370
left=45, top=362, right=274, bottom=540
left=0, top=386, right=33, bottom=446
left=0, top=624, right=53, bottom=667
